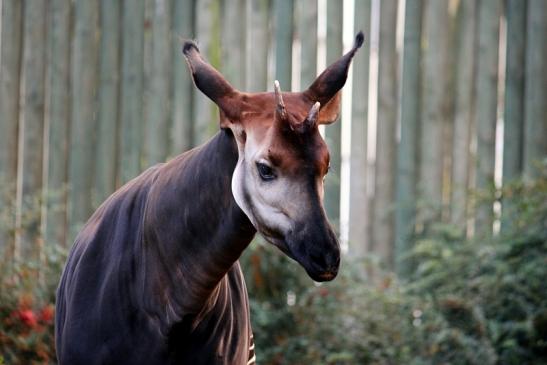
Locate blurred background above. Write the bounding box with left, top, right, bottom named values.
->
left=0, top=0, right=546, bottom=364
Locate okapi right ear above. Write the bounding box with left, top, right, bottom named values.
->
left=182, top=40, right=241, bottom=126
left=303, top=31, right=364, bottom=124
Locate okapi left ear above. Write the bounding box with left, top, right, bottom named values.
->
left=182, top=40, right=241, bottom=127
left=303, top=31, right=364, bottom=124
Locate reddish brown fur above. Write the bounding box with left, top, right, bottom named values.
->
left=230, top=92, right=331, bottom=177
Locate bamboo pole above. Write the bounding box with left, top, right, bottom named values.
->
left=450, top=0, right=476, bottom=229
left=119, top=0, right=145, bottom=184
left=418, top=0, right=450, bottom=227
left=0, top=0, right=22, bottom=256
left=395, top=0, right=422, bottom=275
left=193, top=0, right=221, bottom=144
left=68, top=0, right=100, bottom=243
left=523, top=0, right=547, bottom=179
left=501, top=0, right=526, bottom=230
left=143, top=0, right=154, bottom=160
left=274, top=0, right=293, bottom=89
left=18, top=0, right=48, bottom=260
left=145, top=0, right=172, bottom=164
left=349, top=0, right=371, bottom=257
left=474, top=0, right=500, bottom=236
left=221, top=0, right=246, bottom=89
left=246, top=0, right=270, bottom=92
left=44, top=0, right=71, bottom=248
left=171, top=0, right=194, bottom=154
left=297, top=0, right=317, bottom=89
left=323, top=0, right=343, bottom=228
left=372, top=0, right=398, bottom=269
left=95, top=0, right=121, bottom=205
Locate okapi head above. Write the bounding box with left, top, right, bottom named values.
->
left=183, top=32, right=363, bottom=282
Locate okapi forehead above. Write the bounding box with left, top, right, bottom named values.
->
left=266, top=127, right=330, bottom=177
left=236, top=91, right=330, bottom=176
left=239, top=91, right=313, bottom=122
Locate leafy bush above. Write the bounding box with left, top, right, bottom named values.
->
left=408, top=175, right=547, bottom=364
left=0, top=174, right=545, bottom=364
left=242, top=242, right=497, bottom=365
left=0, top=245, right=66, bottom=365
left=242, top=174, right=547, bottom=365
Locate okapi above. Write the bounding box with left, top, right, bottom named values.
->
left=55, top=32, right=363, bottom=364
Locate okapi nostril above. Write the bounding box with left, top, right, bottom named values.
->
left=310, top=253, right=338, bottom=274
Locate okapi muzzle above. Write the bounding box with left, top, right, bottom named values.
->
left=183, top=32, right=364, bottom=282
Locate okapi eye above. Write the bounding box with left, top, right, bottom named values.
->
left=256, top=162, right=276, bottom=181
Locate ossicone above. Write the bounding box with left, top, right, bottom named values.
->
left=274, top=80, right=287, bottom=120
left=292, top=101, right=321, bottom=134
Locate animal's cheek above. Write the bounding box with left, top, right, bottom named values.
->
left=231, top=164, right=251, bottom=215
left=317, top=179, right=325, bottom=201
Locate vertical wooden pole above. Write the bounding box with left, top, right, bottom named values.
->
left=45, top=0, right=71, bottom=248
left=442, top=7, right=457, bottom=224
left=193, top=0, right=221, bottom=144
left=501, top=0, right=526, bottom=229
left=95, top=0, right=121, bottom=205
left=523, top=0, right=547, bottom=179
left=395, top=0, right=422, bottom=274
left=323, top=0, right=343, bottom=228
left=418, top=0, right=450, bottom=227
left=119, top=0, right=145, bottom=184
left=221, top=0, right=246, bottom=89
left=68, top=0, right=99, bottom=243
left=349, top=0, right=371, bottom=257
left=143, top=0, right=154, bottom=159
left=171, top=0, right=195, bottom=154
left=246, top=0, right=270, bottom=92
left=145, top=0, right=172, bottom=164
left=18, top=0, right=48, bottom=260
left=297, top=0, right=317, bottom=89
left=372, top=0, right=398, bottom=268
left=450, top=0, right=476, bottom=229
left=274, top=0, right=293, bottom=89
left=0, top=0, right=22, bottom=257
left=474, top=0, right=500, bottom=236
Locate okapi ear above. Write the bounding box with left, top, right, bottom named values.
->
left=182, top=40, right=241, bottom=126
left=317, top=92, right=341, bottom=125
left=303, top=31, right=364, bottom=124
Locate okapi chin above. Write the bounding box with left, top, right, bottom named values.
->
left=56, top=32, right=363, bottom=365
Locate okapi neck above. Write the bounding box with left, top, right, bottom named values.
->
left=140, top=129, right=256, bottom=328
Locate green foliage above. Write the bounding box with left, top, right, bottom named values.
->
left=241, top=174, right=547, bottom=364
left=0, top=245, right=66, bottom=364
left=0, top=174, right=545, bottom=364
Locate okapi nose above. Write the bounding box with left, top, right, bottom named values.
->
left=309, top=249, right=340, bottom=274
